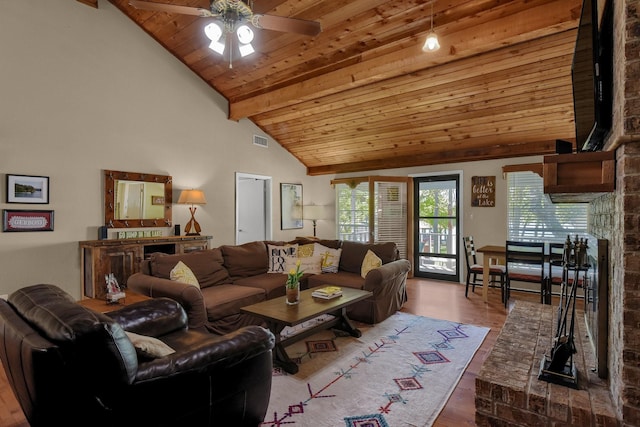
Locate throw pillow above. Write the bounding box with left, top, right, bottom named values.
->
left=361, top=249, right=382, bottom=278
left=125, top=331, right=175, bottom=359
left=267, top=244, right=298, bottom=273
left=284, top=254, right=322, bottom=275
left=169, top=261, right=200, bottom=288
left=314, top=243, right=342, bottom=273
left=297, top=243, right=315, bottom=258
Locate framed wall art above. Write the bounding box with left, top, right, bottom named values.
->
left=6, top=174, right=49, bottom=204
left=3, top=209, right=54, bottom=232
left=280, top=183, right=303, bottom=230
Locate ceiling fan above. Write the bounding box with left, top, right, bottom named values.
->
left=129, top=0, right=322, bottom=66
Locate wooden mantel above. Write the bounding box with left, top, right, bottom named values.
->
left=543, top=151, right=615, bottom=203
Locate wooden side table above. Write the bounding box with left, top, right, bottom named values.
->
left=78, top=291, right=150, bottom=314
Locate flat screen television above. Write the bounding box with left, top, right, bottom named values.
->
left=572, top=0, right=613, bottom=152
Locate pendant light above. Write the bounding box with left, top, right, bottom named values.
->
left=422, top=1, right=440, bottom=52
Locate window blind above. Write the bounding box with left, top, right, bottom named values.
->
left=375, top=181, right=408, bottom=259
left=507, top=172, right=587, bottom=242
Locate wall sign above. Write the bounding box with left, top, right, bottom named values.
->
left=471, top=176, right=495, bottom=207
left=3, top=209, right=54, bottom=232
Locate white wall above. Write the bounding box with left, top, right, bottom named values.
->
left=0, top=0, right=334, bottom=299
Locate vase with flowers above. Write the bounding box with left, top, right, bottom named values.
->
left=285, top=260, right=304, bottom=305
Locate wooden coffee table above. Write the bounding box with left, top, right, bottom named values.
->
left=241, top=286, right=372, bottom=374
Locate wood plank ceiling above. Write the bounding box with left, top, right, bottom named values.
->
left=100, top=0, right=582, bottom=175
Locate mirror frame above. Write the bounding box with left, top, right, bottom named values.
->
left=104, top=170, right=173, bottom=228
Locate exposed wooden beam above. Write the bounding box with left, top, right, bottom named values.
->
left=307, top=141, right=556, bottom=176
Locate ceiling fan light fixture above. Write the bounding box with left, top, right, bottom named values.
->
left=209, top=39, right=226, bottom=55
left=236, top=25, right=254, bottom=44
left=205, top=22, right=226, bottom=54
left=238, top=43, right=255, bottom=57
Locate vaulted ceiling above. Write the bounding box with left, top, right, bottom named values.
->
left=86, top=0, right=582, bottom=175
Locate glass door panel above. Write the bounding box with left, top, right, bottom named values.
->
left=414, top=175, right=460, bottom=281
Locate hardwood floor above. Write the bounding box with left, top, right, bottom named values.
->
left=0, top=278, right=539, bottom=427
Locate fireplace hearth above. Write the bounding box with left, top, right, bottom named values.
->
left=476, top=301, right=617, bottom=426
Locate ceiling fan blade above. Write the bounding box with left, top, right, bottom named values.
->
left=128, top=1, right=216, bottom=18
left=252, top=14, right=321, bottom=36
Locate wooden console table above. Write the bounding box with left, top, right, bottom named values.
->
left=80, top=235, right=212, bottom=299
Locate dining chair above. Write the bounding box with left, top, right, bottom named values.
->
left=463, top=236, right=506, bottom=299
left=505, top=241, right=546, bottom=307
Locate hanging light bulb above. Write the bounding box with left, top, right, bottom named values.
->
left=204, top=23, right=225, bottom=55
left=422, top=1, right=440, bottom=52
left=423, top=32, right=440, bottom=52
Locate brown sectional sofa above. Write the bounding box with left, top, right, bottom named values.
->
left=127, top=238, right=412, bottom=335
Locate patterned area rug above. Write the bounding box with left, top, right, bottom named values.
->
left=261, top=312, right=489, bottom=427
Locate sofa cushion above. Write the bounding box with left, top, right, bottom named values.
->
left=170, top=261, right=200, bottom=288
left=221, top=241, right=269, bottom=280
left=339, top=241, right=398, bottom=274
left=149, top=249, right=231, bottom=288
left=307, top=271, right=365, bottom=290
left=361, top=250, right=382, bottom=278
left=235, top=272, right=299, bottom=299
left=297, top=243, right=315, bottom=257
left=292, top=238, right=341, bottom=249
left=125, top=331, right=175, bottom=359
left=267, top=244, right=298, bottom=273
left=314, top=243, right=342, bottom=273
left=284, top=255, right=322, bottom=275
left=200, top=284, right=266, bottom=321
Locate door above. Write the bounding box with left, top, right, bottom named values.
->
left=236, top=173, right=272, bottom=244
left=414, top=174, right=460, bottom=281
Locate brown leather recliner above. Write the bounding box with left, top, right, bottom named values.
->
left=0, top=284, right=275, bottom=427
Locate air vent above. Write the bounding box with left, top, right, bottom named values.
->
left=253, top=135, right=268, bottom=148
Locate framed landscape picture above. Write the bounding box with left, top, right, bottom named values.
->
left=3, top=209, right=54, bottom=232
left=280, top=183, right=303, bottom=230
left=6, top=174, right=49, bottom=204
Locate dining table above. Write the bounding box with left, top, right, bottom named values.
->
left=476, top=245, right=506, bottom=302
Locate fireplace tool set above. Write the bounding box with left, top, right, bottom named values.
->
left=538, top=235, right=589, bottom=389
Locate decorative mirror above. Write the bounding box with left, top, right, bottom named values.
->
left=104, top=170, right=172, bottom=228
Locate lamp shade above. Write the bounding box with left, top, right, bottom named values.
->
left=303, top=205, right=325, bottom=220
left=422, top=32, right=440, bottom=52
left=178, top=189, right=207, bottom=205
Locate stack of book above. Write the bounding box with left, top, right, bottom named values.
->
left=312, top=286, right=343, bottom=299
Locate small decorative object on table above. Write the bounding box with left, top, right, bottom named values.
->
left=312, top=286, right=343, bottom=299
left=105, top=273, right=126, bottom=304
left=285, top=260, right=304, bottom=305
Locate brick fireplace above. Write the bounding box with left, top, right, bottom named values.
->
left=476, top=301, right=617, bottom=426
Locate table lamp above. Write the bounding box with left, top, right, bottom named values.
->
left=178, top=189, right=207, bottom=236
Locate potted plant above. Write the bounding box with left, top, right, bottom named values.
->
left=286, top=260, right=304, bottom=305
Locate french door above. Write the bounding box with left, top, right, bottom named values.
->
left=413, top=174, right=460, bottom=281
left=333, top=176, right=409, bottom=259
